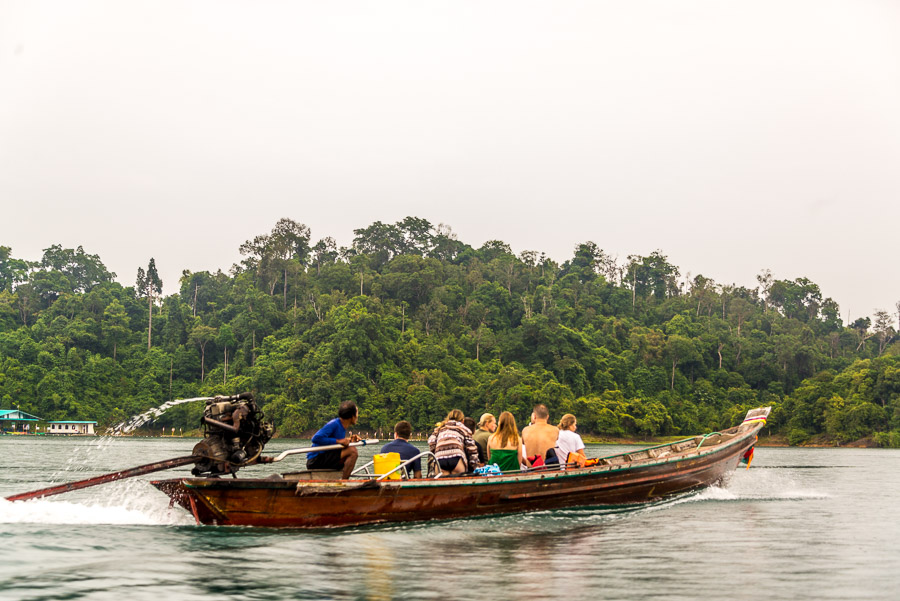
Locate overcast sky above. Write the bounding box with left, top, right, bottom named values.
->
left=2, top=1, right=899, bottom=321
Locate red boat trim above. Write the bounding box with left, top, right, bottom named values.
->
left=187, top=494, right=201, bottom=525
left=183, top=480, right=230, bottom=522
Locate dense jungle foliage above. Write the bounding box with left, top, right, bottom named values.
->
left=1, top=218, right=899, bottom=444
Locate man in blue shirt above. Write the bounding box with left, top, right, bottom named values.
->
left=307, top=401, right=360, bottom=478
left=380, top=420, right=422, bottom=478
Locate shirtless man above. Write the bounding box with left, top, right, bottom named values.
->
left=522, top=404, right=559, bottom=461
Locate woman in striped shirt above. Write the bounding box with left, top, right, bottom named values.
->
left=428, top=409, right=481, bottom=476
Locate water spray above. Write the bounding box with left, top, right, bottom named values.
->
left=109, top=396, right=216, bottom=435
left=5, top=392, right=275, bottom=503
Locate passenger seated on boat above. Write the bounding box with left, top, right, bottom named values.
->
left=462, top=417, right=483, bottom=465
left=307, top=401, right=360, bottom=479
left=428, top=409, right=481, bottom=476
left=522, top=404, right=559, bottom=464
left=487, top=411, right=529, bottom=472
left=380, top=420, right=422, bottom=478
left=555, top=414, right=586, bottom=468
left=473, top=413, right=496, bottom=464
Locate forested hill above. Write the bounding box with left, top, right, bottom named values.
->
left=1, top=218, right=899, bottom=445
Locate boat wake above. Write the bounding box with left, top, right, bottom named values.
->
left=669, top=468, right=830, bottom=506
left=0, top=498, right=192, bottom=526
left=0, top=480, right=194, bottom=527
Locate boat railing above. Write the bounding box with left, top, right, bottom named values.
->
left=351, top=459, right=379, bottom=478
left=351, top=451, right=442, bottom=481
left=494, top=462, right=570, bottom=476
left=378, top=451, right=442, bottom=481
left=585, top=420, right=757, bottom=467
left=694, top=432, right=724, bottom=451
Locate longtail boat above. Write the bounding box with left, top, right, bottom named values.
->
left=151, top=407, right=770, bottom=528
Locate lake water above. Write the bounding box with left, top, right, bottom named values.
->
left=1, top=436, right=899, bottom=600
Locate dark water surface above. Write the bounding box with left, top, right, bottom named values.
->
left=2, top=436, right=898, bottom=600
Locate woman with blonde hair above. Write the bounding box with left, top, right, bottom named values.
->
left=556, top=413, right=586, bottom=467
left=472, top=413, right=496, bottom=463
left=428, top=409, right=480, bottom=476
left=487, top=411, right=529, bottom=472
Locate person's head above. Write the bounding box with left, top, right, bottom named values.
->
left=445, top=409, right=464, bottom=423
left=394, top=420, right=412, bottom=440
left=463, top=417, right=476, bottom=434
left=558, top=413, right=577, bottom=431
left=338, top=401, right=358, bottom=425
left=492, top=411, right=520, bottom=448
left=532, top=404, right=549, bottom=423
left=479, top=412, right=497, bottom=433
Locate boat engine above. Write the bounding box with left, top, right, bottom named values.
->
left=191, top=392, right=275, bottom=477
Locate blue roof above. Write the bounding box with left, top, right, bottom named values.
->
left=0, top=409, right=41, bottom=421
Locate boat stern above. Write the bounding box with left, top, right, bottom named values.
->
left=151, top=477, right=214, bottom=525
left=151, top=478, right=191, bottom=509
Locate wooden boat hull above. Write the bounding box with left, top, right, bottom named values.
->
left=153, top=417, right=764, bottom=528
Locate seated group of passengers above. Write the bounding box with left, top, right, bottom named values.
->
left=425, top=403, right=587, bottom=477
left=307, top=401, right=586, bottom=479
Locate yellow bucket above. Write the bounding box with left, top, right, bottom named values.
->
left=373, top=452, right=401, bottom=480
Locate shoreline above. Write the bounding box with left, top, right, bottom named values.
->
left=3, top=431, right=882, bottom=449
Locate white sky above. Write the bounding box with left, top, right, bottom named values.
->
left=1, top=1, right=899, bottom=321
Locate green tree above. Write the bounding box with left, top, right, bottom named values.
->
left=0, top=246, right=30, bottom=292
left=102, top=299, right=130, bottom=361
left=665, top=335, right=699, bottom=390
left=136, top=258, right=163, bottom=349
left=218, top=324, right=235, bottom=383
left=41, top=245, right=114, bottom=293
left=189, top=323, right=217, bottom=382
